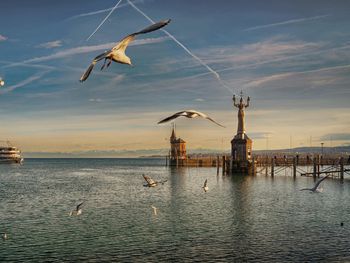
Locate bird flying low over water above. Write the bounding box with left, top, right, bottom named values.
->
left=151, top=205, right=158, bottom=215
left=0, top=78, right=4, bottom=87
left=2, top=233, right=8, bottom=240
left=300, top=175, right=329, bottom=192
left=143, top=174, right=167, bottom=187
left=158, top=110, right=225, bottom=127
left=70, top=202, right=84, bottom=216
left=80, top=19, right=171, bottom=82
left=202, top=179, right=209, bottom=192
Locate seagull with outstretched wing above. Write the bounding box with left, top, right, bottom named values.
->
left=202, top=179, right=209, bottom=192
left=70, top=202, right=84, bottom=216
left=158, top=110, right=225, bottom=127
left=80, top=19, right=171, bottom=82
left=142, top=174, right=167, bottom=187
left=300, top=175, right=329, bottom=192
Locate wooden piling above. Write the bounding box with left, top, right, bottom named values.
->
left=340, top=157, right=344, bottom=181
left=293, top=157, right=297, bottom=178
left=216, top=155, right=220, bottom=175
left=271, top=157, right=275, bottom=177
left=313, top=157, right=317, bottom=179
left=222, top=156, right=226, bottom=175
left=165, top=156, right=168, bottom=166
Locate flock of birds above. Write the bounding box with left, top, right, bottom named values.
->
left=1, top=15, right=342, bottom=243
left=0, top=165, right=336, bottom=242
left=79, top=19, right=225, bottom=128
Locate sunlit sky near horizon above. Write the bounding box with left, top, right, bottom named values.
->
left=0, top=0, right=350, bottom=153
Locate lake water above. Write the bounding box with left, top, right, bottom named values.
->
left=0, top=158, right=349, bottom=262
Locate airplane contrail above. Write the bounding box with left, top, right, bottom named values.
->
left=86, top=0, right=124, bottom=41
left=126, top=0, right=234, bottom=95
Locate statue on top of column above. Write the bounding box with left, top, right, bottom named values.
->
left=233, top=91, right=250, bottom=137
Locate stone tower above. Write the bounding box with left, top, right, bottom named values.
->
left=170, top=125, right=186, bottom=160
left=231, top=92, right=252, bottom=162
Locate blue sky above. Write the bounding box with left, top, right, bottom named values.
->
left=0, top=0, right=350, bottom=153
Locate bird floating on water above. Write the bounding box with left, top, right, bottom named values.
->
left=202, top=179, right=209, bottom=192
left=70, top=202, right=84, bottom=216
left=2, top=233, right=7, bottom=240
left=143, top=174, right=167, bottom=187
left=151, top=205, right=158, bottom=216
left=300, top=175, right=329, bottom=192
left=0, top=78, right=4, bottom=87
left=158, top=110, right=225, bottom=128
left=80, top=19, right=171, bottom=82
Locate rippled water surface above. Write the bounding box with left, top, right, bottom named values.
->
left=0, top=158, right=349, bottom=262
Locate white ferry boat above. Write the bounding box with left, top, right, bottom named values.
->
left=0, top=141, right=23, bottom=164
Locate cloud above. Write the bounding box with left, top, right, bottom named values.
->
left=320, top=133, right=350, bottom=141
left=249, top=132, right=273, bottom=139
left=36, top=40, right=62, bottom=49
left=0, top=70, right=51, bottom=94
left=0, top=34, right=8, bottom=41
left=243, top=14, right=330, bottom=31
left=8, top=36, right=169, bottom=66
left=66, top=0, right=145, bottom=20
left=89, top=98, right=102, bottom=102
left=244, top=64, right=350, bottom=88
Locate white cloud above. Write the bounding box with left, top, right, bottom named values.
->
left=66, top=0, right=145, bottom=20
left=36, top=40, right=62, bottom=49
left=89, top=98, right=102, bottom=102
left=0, top=70, right=51, bottom=94
left=243, top=14, right=330, bottom=31
left=8, top=36, right=169, bottom=66
left=0, top=34, right=8, bottom=41
left=244, top=64, right=350, bottom=88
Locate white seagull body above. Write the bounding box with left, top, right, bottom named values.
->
left=202, top=179, right=209, bottom=192
left=143, top=174, right=167, bottom=187
left=151, top=205, right=158, bottom=215
left=2, top=233, right=7, bottom=240
left=300, top=175, right=329, bottom=192
left=158, top=110, right=225, bottom=128
left=80, top=19, right=171, bottom=82
left=70, top=202, right=84, bottom=216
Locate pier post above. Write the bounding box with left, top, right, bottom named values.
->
left=313, top=157, right=317, bottom=179
left=166, top=156, right=168, bottom=166
left=222, top=156, right=226, bottom=175
left=252, top=157, right=255, bottom=175
left=317, top=155, right=320, bottom=177
left=176, top=156, right=179, bottom=168
left=340, top=157, right=344, bottom=181
left=271, top=157, right=275, bottom=177
left=265, top=156, right=268, bottom=176
left=293, top=157, right=297, bottom=178
left=216, top=155, right=220, bottom=175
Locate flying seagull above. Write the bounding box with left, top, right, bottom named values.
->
left=151, top=205, right=158, bottom=216
left=70, top=202, right=84, bottom=216
left=143, top=174, right=167, bottom=187
left=300, top=175, right=329, bottom=192
left=80, top=19, right=171, bottom=82
left=202, top=179, right=209, bottom=192
left=158, top=110, right=225, bottom=128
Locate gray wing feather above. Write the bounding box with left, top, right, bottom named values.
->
left=157, top=111, right=187, bottom=124
left=76, top=202, right=84, bottom=211
left=312, top=175, right=329, bottom=191
left=135, top=19, right=171, bottom=35
left=80, top=50, right=111, bottom=82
